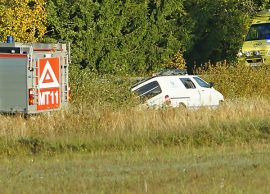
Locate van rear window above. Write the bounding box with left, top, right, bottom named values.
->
left=134, top=81, right=162, bottom=98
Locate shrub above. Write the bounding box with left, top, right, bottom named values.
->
left=197, top=62, right=270, bottom=99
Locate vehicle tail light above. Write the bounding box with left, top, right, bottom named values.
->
left=164, top=95, right=171, bottom=105
left=29, top=88, right=34, bottom=105
left=67, top=84, right=71, bottom=101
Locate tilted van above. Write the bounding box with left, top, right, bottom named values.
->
left=131, top=71, right=224, bottom=108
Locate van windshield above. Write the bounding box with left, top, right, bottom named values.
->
left=193, top=77, right=211, bottom=88
left=246, top=23, right=270, bottom=41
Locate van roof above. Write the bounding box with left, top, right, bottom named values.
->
left=131, top=74, right=198, bottom=90
left=131, top=69, right=188, bottom=88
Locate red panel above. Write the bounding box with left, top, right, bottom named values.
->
left=37, top=88, right=60, bottom=110
left=37, top=58, right=61, bottom=110
left=0, top=54, right=27, bottom=58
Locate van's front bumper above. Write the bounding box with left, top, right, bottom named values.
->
left=238, top=55, right=270, bottom=67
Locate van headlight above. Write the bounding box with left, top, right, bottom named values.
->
left=254, top=50, right=261, bottom=56
left=245, top=51, right=251, bottom=57
left=237, top=50, right=243, bottom=57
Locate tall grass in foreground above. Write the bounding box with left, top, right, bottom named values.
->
left=0, top=98, right=270, bottom=156
left=0, top=64, right=270, bottom=155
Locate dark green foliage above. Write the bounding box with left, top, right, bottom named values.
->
left=46, top=0, right=191, bottom=74
left=45, top=0, right=270, bottom=74
left=68, top=65, right=140, bottom=108
left=184, top=0, right=256, bottom=67
left=254, top=0, right=270, bottom=10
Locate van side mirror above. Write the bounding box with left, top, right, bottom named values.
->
left=209, top=82, right=214, bottom=88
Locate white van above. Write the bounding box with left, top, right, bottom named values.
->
left=131, top=73, right=224, bottom=108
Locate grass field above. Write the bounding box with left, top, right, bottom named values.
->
left=1, top=145, right=270, bottom=193
left=0, top=98, right=270, bottom=193
left=1, top=64, right=270, bottom=193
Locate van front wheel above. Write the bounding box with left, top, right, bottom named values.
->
left=219, top=100, right=224, bottom=106
left=178, top=102, right=187, bottom=109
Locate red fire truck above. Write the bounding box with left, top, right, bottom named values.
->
left=0, top=40, right=70, bottom=114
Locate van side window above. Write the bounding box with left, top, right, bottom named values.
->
left=134, top=81, right=162, bottom=98
left=180, top=78, right=196, bottom=89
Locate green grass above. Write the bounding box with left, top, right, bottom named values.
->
left=1, top=145, right=270, bottom=193
left=0, top=99, right=270, bottom=193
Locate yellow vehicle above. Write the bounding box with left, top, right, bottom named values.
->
left=238, top=10, right=270, bottom=67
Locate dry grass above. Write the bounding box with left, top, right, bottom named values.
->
left=0, top=97, right=269, bottom=156
left=1, top=64, right=270, bottom=193
left=0, top=98, right=269, bottom=138
left=197, top=63, right=270, bottom=98
left=0, top=64, right=269, bottom=155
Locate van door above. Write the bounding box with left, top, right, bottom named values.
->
left=179, top=78, right=201, bottom=107
left=192, top=77, right=212, bottom=106
left=198, top=88, right=212, bottom=106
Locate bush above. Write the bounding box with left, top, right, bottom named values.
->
left=69, top=65, right=140, bottom=108
left=197, top=62, right=270, bottom=99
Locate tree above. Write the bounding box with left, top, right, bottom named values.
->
left=254, top=0, right=270, bottom=9
left=0, top=0, right=46, bottom=42
left=184, top=0, right=260, bottom=67
left=46, top=0, right=191, bottom=74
